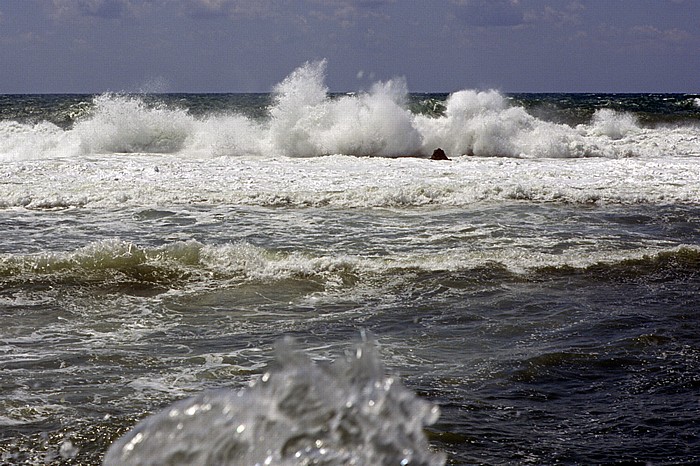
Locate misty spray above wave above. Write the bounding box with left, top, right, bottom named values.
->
left=2, top=60, right=699, bottom=161
left=269, top=60, right=422, bottom=157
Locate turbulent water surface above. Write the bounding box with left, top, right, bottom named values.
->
left=1, top=62, right=700, bottom=464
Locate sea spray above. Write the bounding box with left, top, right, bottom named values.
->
left=75, top=94, right=195, bottom=154
left=103, top=337, right=445, bottom=466
left=269, top=60, right=422, bottom=157
left=588, top=108, right=640, bottom=140
left=0, top=119, right=79, bottom=160
left=414, top=89, right=600, bottom=158
left=2, top=63, right=699, bottom=161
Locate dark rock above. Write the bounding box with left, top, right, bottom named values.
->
left=430, top=148, right=449, bottom=160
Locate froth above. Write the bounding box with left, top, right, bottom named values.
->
left=263, top=62, right=691, bottom=159
left=3, top=153, right=700, bottom=209
left=0, top=239, right=367, bottom=288
left=0, top=239, right=195, bottom=280
left=267, top=62, right=622, bottom=158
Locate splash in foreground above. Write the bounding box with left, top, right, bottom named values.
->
left=104, top=338, right=445, bottom=465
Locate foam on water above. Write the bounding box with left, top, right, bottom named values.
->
left=0, top=239, right=362, bottom=285
left=415, top=89, right=596, bottom=158
left=3, top=152, right=700, bottom=210
left=103, top=337, right=445, bottom=466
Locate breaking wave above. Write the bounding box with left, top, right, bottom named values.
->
left=2, top=239, right=698, bottom=291
left=103, top=337, right=445, bottom=466
left=75, top=94, right=195, bottom=154
left=2, top=61, right=699, bottom=161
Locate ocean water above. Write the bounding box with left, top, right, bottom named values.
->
left=1, top=61, right=700, bottom=464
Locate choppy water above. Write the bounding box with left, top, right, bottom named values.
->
left=1, top=61, right=700, bottom=464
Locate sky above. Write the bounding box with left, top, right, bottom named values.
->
left=0, top=0, right=698, bottom=93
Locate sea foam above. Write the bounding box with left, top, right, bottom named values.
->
left=0, top=120, right=79, bottom=160
left=3, top=152, right=700, bottom=210
left=103, top=337, right=445, bottom=466
left=266, top=61, right=604, bottom=158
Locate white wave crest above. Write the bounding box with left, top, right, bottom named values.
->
left=0, top=239, right=368, bottom=287
left=269, top=60, right=421, bottom=157
left=4, top=238, right=699, bottom=288
left=0, top=120, right=80, bottom=160
left=587, top=108, right=640, bottom=140
left=74, top=94, right=196, bottom=154
left=1, top=61, right=700, bottom=162
left=416, top=89, right=598, bottom=158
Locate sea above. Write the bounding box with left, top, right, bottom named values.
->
left=1, top=61, right=699, bottom=465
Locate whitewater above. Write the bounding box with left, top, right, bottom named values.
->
left=1, top=61, right=700, bottom=464
left=2, top=61, right=700, bottom=213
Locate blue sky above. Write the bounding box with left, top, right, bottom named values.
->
left=1, top=0, right=698, bottom=93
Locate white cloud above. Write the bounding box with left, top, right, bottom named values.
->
left=52, top=0, right=142, bottom=19
left=525, top=2, right=584, bottom=27
left=183, top=0, right=284, bottom=19
left=630, top=25, right=691, bottom=44
left=451, top=0, right=525, bottom=27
